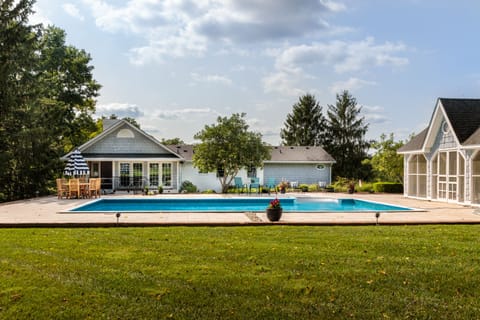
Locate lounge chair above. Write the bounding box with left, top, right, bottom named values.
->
left=265, top=178, right=277, bottom=193
left=234, top=177, right=247, bottom=193
left=249, top=177, right=261, bottom=194
left=88, top=178, right=98, bottom=198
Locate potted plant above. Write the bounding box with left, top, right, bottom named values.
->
left=158, top=185, right=163, bottom=194
left=348, top=180, right=356, bottom=194
left=266, top=198, right=283, bottom=221
left=277, top=181, right=288, bottom=194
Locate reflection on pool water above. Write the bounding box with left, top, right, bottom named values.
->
left=70, top=197, right=412, bottom=213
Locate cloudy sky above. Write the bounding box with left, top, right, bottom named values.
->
left=32, top=0, right=480, bottom=144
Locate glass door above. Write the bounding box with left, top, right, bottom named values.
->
left=120, top=163, right=130, bottom=187
left=133, top=163, right=143, bottom=188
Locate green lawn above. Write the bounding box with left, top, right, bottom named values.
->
left=1, top=226, right=480, bottom=319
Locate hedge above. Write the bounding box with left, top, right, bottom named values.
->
left=373, top=182, right=403, bottom=193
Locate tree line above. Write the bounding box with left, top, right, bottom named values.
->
left=280, top=91, right=404, bottom=183
left=0, top=1, right=100, bottom=201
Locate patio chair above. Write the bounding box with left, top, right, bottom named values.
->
left=56, top=178, right=68, bottom=199
left=95, top=178, right=102, bottom=197
left=88, top=178, right=98, bottom=198
left=234, top=177, right=247, bottom=193
left=249, top=177, right=261, bottom=194
left=68, top=178, right=80, bottom=199
left=265, top=178, right=277, bottom=193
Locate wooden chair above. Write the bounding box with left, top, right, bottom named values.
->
left=95, top=178, right=102, bottom=197
left=56, top=178, right=68, bottom=199
left=68, top=179, right=80, bottom=199
left=88, top=178, right=99, bottom=198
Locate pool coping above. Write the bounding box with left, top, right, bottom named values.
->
left=2, top=193, right=480, bottom=227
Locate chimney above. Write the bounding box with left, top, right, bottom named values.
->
left=103, top=119, right=120, bottom=131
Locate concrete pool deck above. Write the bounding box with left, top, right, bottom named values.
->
left=1, top=192, right=480, bottom=227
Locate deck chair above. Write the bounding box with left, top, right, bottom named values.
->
left=249, top=177, right=261, bottom=194
left=68, top=178, right=80, bottom=199
left=56, top=178, right=68, bottom=199
left=265, top=178, right=277, bottom=193
left=234, top=177, right=247, bottom=193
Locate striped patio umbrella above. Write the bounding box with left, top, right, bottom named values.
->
left=64, top=149, right=90, bottom=176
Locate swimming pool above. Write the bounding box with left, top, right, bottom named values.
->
left=69, top=197, right=412, bottom=213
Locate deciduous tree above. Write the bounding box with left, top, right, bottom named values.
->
left=364, top=133, right=404, bottom=183
left=193, top=113, right=270, bottom=193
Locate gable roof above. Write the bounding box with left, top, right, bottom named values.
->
left=440, top=98, right=480, bottom=144
left=167, top=145, right=335, bottom=163
left=397, top=128, right=428, bottom=153
left=398, top=98, right=480, bottom=154
left=63, top=120, right=183, bottom=160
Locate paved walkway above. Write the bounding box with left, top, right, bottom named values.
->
left=1, top=192, right=480, bottom=227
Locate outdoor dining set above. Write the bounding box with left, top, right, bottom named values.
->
left=57, top=148, right=100, bottom=199
left=56, top=178, right=101, bottom=199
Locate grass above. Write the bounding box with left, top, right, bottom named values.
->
left=1, top=226, right=480, bottom=319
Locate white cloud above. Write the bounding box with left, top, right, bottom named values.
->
left=82, top=0, right=347, bottom=64
left=62, top=3, right=84, bottom=21
left=274, top=37, right=408, bottom=74
left=263, top=37, right=408, bottom=96
left=362, top=105, right=389, bottom=125
left=96, top=102, right=145, bottom=118
left=30, top=5, right=52, bottom=25
left=156, top=108, right=220, bottom=120
left=190, top=72, right=232, bottom=86
left=329, top=77, right=377, bottom=94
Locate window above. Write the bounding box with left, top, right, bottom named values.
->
left=117, top=129, right=134, bottom=138
left=162, top=163, right=172, bottom=187
left=120, top=163, right=130, bottom=187
left=316, top=164, right=325, bottom=170
left=216, top=165, right=224, bottom=178
left=149, top=163, right=159, bottom=187
left=133, top=163, right=143, bottom=187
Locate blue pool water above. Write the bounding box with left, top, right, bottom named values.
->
left=70, top=197, right=412, bottom=213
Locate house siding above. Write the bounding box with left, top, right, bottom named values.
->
left=84, top=123, right=172, bottom=155
left=263, top=163, right=331, bottom=185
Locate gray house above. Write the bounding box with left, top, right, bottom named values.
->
left=398, top=98, right=480, bottom=205
left=65, top=119, right=335, bottom=193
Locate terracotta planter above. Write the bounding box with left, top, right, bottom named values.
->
left=266, top=207, right=283, bottom=222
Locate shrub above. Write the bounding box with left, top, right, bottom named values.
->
left=357, top=182, right=374, bottom=193
left=308, top=184, right=318, bottom=192
left=158, top=186, right=163, bottom=194
left=373, top=182, right=403, bottom=193
left=180, top=180, right=198, bottom=193
left=202, top=189, right=216, bottom=194
left=299, top=184, right=309, bottom=192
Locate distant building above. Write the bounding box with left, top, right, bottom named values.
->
left=63, top=119, right=335, bottom=193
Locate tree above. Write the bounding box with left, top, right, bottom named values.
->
left=324, top=90, right=370, bottom=180
left=365, top=133, right=404, bottom=183
left=193, top=113, right=270, bottom=193
left=0, top=5, right=101, bottom=201
left=280, top=93, right=326, bottom=146
left=161, top=138, right=185, bottom=145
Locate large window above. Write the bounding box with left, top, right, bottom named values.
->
left=247, top=165, right=257, bottom=178
left=149, top=163, right=159, bottom=187
left=162, top=163, right=172, bottom=187
left=133, top=163, right=143, bottom=187
left=120, top=163, right=130, bottom=187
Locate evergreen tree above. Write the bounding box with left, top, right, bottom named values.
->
left=324, top=90, right=370, bottom=179
left=280, top=93, right=326, bottom=146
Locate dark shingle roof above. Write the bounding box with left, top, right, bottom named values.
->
left=397, top=128, right=428, bottom=153
left=166, top=145, right=335, bottom=163
left=440, top=98, right=480, bottom=143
